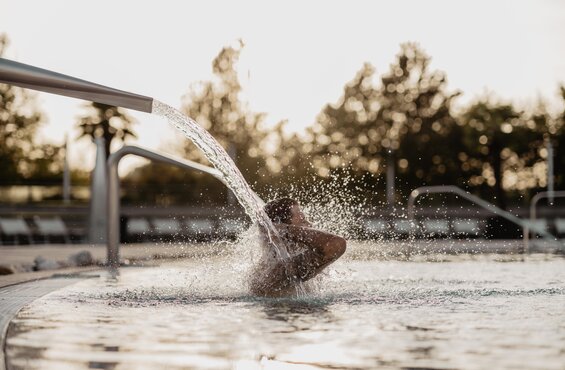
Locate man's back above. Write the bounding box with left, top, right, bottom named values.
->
left=250, top=223, right=346, bottom=297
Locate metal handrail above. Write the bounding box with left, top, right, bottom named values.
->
left=106, top=145, right=226, bottom=267
left=407, top=185, right=561, bottom=255
left=524, top=191, right=565, bottom=252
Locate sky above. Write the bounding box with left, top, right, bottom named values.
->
left=1, top=0, right=565, bottom=174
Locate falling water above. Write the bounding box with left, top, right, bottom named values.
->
left=151, top=100, right=305, bottom=295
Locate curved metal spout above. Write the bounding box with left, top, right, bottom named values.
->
left=106, top=145, right=226, bottom=266
left=0, top=58, right=153, bottom=113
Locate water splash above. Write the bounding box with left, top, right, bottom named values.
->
left=151, top=100, right=305, bottom=295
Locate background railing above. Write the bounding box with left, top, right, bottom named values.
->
left=407, top=185, right=564, bottom=254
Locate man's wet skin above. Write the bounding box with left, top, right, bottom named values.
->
left=250, top=198, right=346, bottom=297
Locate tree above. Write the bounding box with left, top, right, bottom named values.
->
left=0, top=34, right=63, bottom=185
left=303, top=43, right=461, bottom=202
left=555, top=85, right=565, bottom=190
left=378, top=43, right=461, bottom=197
left=305, top=63, right=379, bottom=178
left=123, top=42, right=285, bottom=205
left=459, top=99, right=543, bottom=208
left=76, top=102, right=137, bottom=159
left=179, top=41, right=283, bottom=196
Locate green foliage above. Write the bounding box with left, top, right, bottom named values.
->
left=76, top=102, right=137, bottom=159
left=122, top=42, right=565, bottom=207
left=298, top=43, right=461, bottom=202
left=180, top=41, right=283, bottom=191
left=460, top=101, right=529, bottom=207
left=0, top=34, right=63, bottom=184
left=122, top=162, right=226, bottom=206
left=285, top=43, right=565, bottom=207
left=554, top=85, right=565, bottom=190
left=123, top=42, right=285, bottom=205
left=379, top=44, right=461, bottom=196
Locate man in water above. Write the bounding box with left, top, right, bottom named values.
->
left=250, top=198, right=347, bottom=297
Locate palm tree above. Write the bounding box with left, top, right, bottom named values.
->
left=76, top=102, right=136, bottom=159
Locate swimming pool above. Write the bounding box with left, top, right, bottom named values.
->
left=5, top=243, right=565, bottom=369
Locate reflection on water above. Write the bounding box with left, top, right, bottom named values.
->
left=5, top=251, right=565, bottom=370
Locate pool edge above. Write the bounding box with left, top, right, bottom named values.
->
left=0, top=270, right=102, bottom=370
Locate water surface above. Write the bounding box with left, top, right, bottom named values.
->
left=6, top=249, right=565, bottom=369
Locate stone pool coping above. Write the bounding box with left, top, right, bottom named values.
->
left=0, top=242, right=234, bottom=369
left=0, top=242, right=224, bottom=267
left=0, top=266, right=101, bottom=289
left=0, top=271, right=101, bottom=370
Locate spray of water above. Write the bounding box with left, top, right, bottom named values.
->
left=151, top=100, right=306, bottom=295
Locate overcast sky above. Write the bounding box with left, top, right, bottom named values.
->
left=1, top=0, right=565, bottom=173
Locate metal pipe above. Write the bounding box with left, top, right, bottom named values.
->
left=526, top=191, right=565, bottom=252
left=106, top=145, right=225, bottom=267
left=407, top=185, right=562, bottom=255
left=386, top=149, right=395, bottom=208
left=0, top=58, right=153, bottom=113
left=547, top=140, right=554, bottom=205
left=89, top=138, right=108, bottom=244
left=62, top=135, right=71, bottom=204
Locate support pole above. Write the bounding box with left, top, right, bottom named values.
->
left=386, top=149, right=395, bottom=208
left=106, top=145, right=226, bottom=268
left=227, top=144, right=237, bottom=206
left=88, top=138, right=107, bottom=244
left=62, top=134, right=71, bottom=204
left=547, top=140, right=554, bottom=206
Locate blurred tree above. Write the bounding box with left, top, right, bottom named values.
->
left=275, top=130, right=316, bottom=186
left=303, top=43, right=461, bottom=202
left=379, top=44, right=461, bottom=197
left=552, top=85, right=565, bottom=190
left=459, top=100, right=542, bottom=208
left=122, top=162, right=227, bottom=206
left=179, top=41, right=283, bottom=196
left=123, top=42, right=284, bottom=205
left=523, top=102, right=560, bottom=197
left=76, top=102, right=137, bottom=159
left=304, top=63, right=379, bottom=177
left=0, top=33, right=63, bottom=184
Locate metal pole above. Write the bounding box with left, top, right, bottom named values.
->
left=528, top=190, right=565, bottom=252
left=547, top=140, right=554, bottom=206
left=386, top=149, right=395, bottom=208
left=227, top=144, right=237, bottom=206
left=106, top=145, right=226, bottom=268
left=88, top=138, right=108, bottom=244
left=0, top=58, right=154, bottom=113
left=107, top=159, right=120, bottom=267
left=407, top=185, right=562, bottom=253
left=62, top=134, right=71, bottom=204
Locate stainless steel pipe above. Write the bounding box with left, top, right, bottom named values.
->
left=407, top=185, right=562, bottom=255
left=0, top=58, right=153, bottom=112
left=107, top=146, right=225, bottom=267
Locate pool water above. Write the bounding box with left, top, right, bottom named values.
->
left=5, top=244, right=565, bottom=369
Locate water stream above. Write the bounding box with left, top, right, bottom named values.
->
left=151, top=100, right=305, bottom=295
